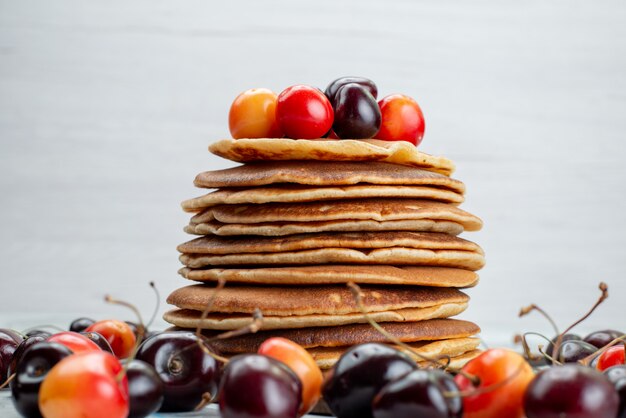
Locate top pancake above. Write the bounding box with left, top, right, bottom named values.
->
left=194, top=161, right=464, bottom=194
left=209, top=138, right=455, bottom=176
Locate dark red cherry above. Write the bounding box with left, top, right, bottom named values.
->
left=127, top=360, right=164, bottom=418
left=24, top=330, right=51, bottom=339
left=7, top=335, right=47, bottom=378
left=585, top=330, right=624, bottom=349
left=219, top=354, right=302, bottom=418
left=605, top=366, right=626, bottom=418
left=524, top=364, right=619, bottom=418
left=555, top=340, right=598, bottom=363
left=322, top=343, right=417, bottom=418
left=373, top=369, right=462, bottom=418
left=0, top=328, right=23, bottom=386
left=325, top=76, right=378, bottom=105
left=80, top=331, right=114, bottom=354
left=135, top=331, right=220, bottom=412
left=545, top=333, right=581, bottom=358
left=69, top=317, right=95, bottom=333
left=10, top=342, right=72, bottom=418
left=332, top=83, right=382, bottom=139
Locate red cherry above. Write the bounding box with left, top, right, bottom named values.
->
left=455, top=348, right=534, bottom=418
left=376, top=94, right=425, bottom=146
left=598, top=346, right=626, bottom=371
left=86, top=320, right=136, bottom=359
left=39, top=351, right=129, bottom=418
left=276, top=85, right=333, bottom=139
left=47, top=331, right=102, bottom=354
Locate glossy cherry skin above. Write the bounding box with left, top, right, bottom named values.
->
left=39, top=351, right=129, bottom=418
left=555, top=340, right=597, bottom=363
left=135, top=331, right=220, bottom=412
left=86, top=319, right=136, bottom=359
left=455, top=348, right=534, bottom=418
left=585, top=330, right=624, bottom=349
left=525, top=364, right=619, bottom=418
left=219, top=354, right=302, bottom=418
left=258, top=337, right=323, bottom=415
left=126, top=360, right=164, bottom=418
left=325, top=76, right=378, bottom=105
left=322, top=343, right=417, bottom=418
left=7, top=335, right=48, bottom=378
left=229, top=88, right=283, bottom=139
left=47, top=331, right=102, bottom=354
left=69, top=317, right=95, bottom=333
left=545, top=333, right=582, bottom=359
left=373, top=369, right=462, bottom=418
left=332, top=83, right=381, bottom=139
left=10, top=342, right=72, bottom=418
left=605, top=365, right=626, bottom=418
left=0, top=328, right=24, bottom=386
left=80, top=331, right=114, bottom=354
left=276, top=85, right=333, bottom=139
left=24, top=330, right=51, bottom=339
left=376, top=94, right=425, bottom=146
left=597, top=346, right=626, bottom=371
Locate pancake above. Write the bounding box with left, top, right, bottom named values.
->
left=178, top=265, right=479, bottom=288
left=177, top=232, right=483, bottom=255
left=193, top=161, right=464, bottom=192
left=311, top=337, right=480, bottom=370
left=179, top=247, right=485, bottom=270
left=166, top=284, right=469, bottom=316
left=181, top=185, right=464, bottom=213
left=204, top=319, right=481, bottom=353
left=163, top=302, right=468, bottom=330
left=209, top=138, right=455, bottom=176
left=185, top=218, right=465, bottom=236
left=190, top=199, right=482, bottom=231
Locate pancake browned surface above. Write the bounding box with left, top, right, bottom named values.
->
left=194, top=161, right=464, bottom=193
left=182, top=185, right=464, bottom=212
left=205, top=319, right=480, bottom=353
left=185, top=218, right=465, bottom=236
left=209, top=138, right=455, bottom=176
left=179, top=265, right=479, bottom=287
left=190, top=199, right=482, bottom=231
left=178, top=231, right=483, bottom=255
left=167, top=284, right=469, bottom=316
left=163, top=302, right=468, bottom=330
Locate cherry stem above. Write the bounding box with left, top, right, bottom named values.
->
left=346, top=282, right=457, bottom=373
left=206, top=309, right=264, bottom=343
left=551, top=282, right=608, bottom=363
left=518, top=304, right=560, bottom=337
left=0, top=373, right=15, bottom=390
left=518, top=331, right=554, bottom=362
left=538, top=345, right=563, bottom=366
left=193, top=278, right=230, bottom=364
left=145, top=281, right=160, bottom=330
left=193, top=392, right=214, bottom=412
left=579, top=334, right=626, bottom=366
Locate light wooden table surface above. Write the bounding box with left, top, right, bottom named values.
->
left=1, top=4, right=625, bottom=414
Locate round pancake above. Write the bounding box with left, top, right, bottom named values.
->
left=177, top=231, right=483, bottom=255
left=163, top=302, right=468, bottom=330
left=178, top=265, right=479, bottom=288
left=182, top=185, right=464, bottom=213
left=166, top=284, right=469, bottom=316
left=209, top=138, right=455, bottom=176
left=193, top=161, right=464, bottom=192
left=185, top=218, right=465, bottom=236
left=190, top=199, right=482, bottom=231
left=203, top=319, right=481, bottom=352
left=179, top=247, right=485, bottom=270
left=311, top=337, right=480, bottom=370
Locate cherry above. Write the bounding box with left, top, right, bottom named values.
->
left=7, top=335, right=48, bottom=378
left=597, top=346, right=626, bottom=371
left=258, top=337, right=323, bottom=415
left=376, top=94, right=425, bottom=146
left=332, top=83, right=382, bottom=139
left=555, top=340, right=597, bottom=363
left=47, top=331, right=101, bottom=354
left=322, top=343, right=417, bottom=418
left=219, top=354, right=302, bottom=418
left=276, top=85, right=333, bottom=139
left=0, top=329, right=24, bottom=386
left=69, top=317, right=95, bottom=333
left=325, top=76, right=378, bottom=105
left=455, top=348, right=534, bottom=418
left=39, top=351, right=129, bottom=418
left=605, top=365, right=626, bottom=418
left=86, top=319, right=136, bottom=359
left=135, top=330, right=220, bottom=412
left=80, top=331, right=114, bottom=354
left=229, top=88, right=283, bottom=139
left=545, top=333, right=581, bottom=358
left=585, top=329, right=624, bottom=349
left=126, top=360, right=164, bottom=418
left=10, top=342, right=72, bottom=418
left=524, top=364, right=619, bottom=418
left=373, top=369, right=462, bottom=418
left=24, top=330, right=51, bottom=338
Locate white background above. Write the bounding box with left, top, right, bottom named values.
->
left=1, top=0, right=625, bottom=347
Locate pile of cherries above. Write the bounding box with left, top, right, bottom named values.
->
left=228, top=76, right=426, bottom=146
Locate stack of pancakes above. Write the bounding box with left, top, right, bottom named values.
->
left=165, top=138, right=485, bottom=370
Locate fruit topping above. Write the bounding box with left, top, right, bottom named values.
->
left=375, top=94, right=426, bottom=146
left=276, top=85, right=334, bottom=139
left=332, top=83, right=381, bottom=139
left=229, top=88, right=282, bottom=139
left=86, top=319, right=136, bottom=359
